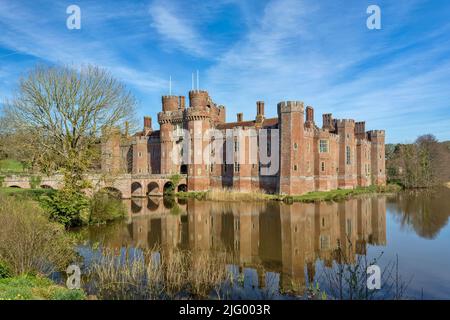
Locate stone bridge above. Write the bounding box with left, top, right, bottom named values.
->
left=1, top=173, right=187, bottom=199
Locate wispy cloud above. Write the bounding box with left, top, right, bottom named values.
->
left=148, top=0, right=211, bottom=58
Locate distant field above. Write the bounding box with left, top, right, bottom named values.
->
left=0, top=159, right=25, bottom=173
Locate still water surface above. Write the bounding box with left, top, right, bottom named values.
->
left=78, top=188, right=450, bottom=299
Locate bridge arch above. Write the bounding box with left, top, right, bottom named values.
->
left=101, top=187, right=123, bottom=199
left=40, top=184, right=54, bottom=189
left=131, top=199, right=143, bottom=214
left=131, top=182, right=144, bottom=197
left=177, top=184, right=188, bottom=192
left=147, top=182, right=160, bottom=195
left=147, top=197, right=160, bottom=211
left=163, top=181, right=174, bottom=195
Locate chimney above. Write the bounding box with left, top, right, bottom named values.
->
left=144, top=116, right=152, bottom=130
left=179, top=96, right=186, bottom=109
left=306, top=106, right=314, bottom=123
left=237, top=113, right=243, bottom=122
left=322, top=113, right=334, bottom=131
left=256, top=101, right=265, bottom=116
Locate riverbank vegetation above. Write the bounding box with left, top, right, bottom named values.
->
left=387, top=134, right=450, bottom=188
left=176, top=184, right=401, bottom=203
left=0, top=193, right=86, bottom=300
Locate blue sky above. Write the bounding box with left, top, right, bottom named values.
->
left=1, top=0, right=450, bottom=143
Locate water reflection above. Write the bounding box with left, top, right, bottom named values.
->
left=82, top=196, right=387, bottom=295
left=387, top=188, right=450, bottom=239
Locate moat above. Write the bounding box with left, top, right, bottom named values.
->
left=76, top=188, right=450, bottom=299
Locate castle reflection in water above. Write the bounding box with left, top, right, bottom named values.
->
left=87, top=196, right=386, bottom=294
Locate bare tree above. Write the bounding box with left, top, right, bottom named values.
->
left=2, top=64, right=137, bottom=189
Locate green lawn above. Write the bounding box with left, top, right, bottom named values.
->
left=0, top=275, right=85, bottom=300
left=0, top=159, right=25, bottom=173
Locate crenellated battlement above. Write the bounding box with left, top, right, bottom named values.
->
left=277, top=101, right=304, bottom=114
left=367, top=130, right=385, bottom=140
left=335, top=119, right=356, bottom=127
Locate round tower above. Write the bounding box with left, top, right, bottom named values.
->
left=186, top=90, right=211, bottom=191
left=162, top=95, right=179, bottom=112
left=189, top=90, right=209, bottom=110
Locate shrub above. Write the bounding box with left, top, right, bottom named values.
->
left=0, top=176, right=4, bottom=188
left=0, top=261, right=11, bottom=279
left=29, top=176, right=42, bottom=189
left=0, top=194, right=76, bottom=276
left=40, top=189, right=90, bottom=227
left=89, top=191, right=126, bottom=224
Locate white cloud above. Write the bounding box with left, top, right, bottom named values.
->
left=148, top=1, right=211, bottom=57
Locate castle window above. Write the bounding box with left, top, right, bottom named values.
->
left=294, top=142, right=298, bottom=150
left=321, top=162, right=325, bottom=172
left=197, top=168, right=201, bottom=175
left=234, top=162, right=240, bottom=173
left=174, top=123, right=183, bottom=137
left=319, top=140, right=329, bottom=153
left=234, top=138, right=239, bottom=152
left=138, top=152, right=142, bottom=157
left=320, top=235, right=330, bottom=250
left=293, top=164, right=298, bottom=171
left=210, top=164, right=213, bottom=173
left=346, top=146, right=351, bottom=165
left=307, top=161, right=311, bottom=173
left=308, top=142, right=311, bottom=153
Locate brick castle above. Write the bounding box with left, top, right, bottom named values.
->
left=101, top=90, right=385, bottom=195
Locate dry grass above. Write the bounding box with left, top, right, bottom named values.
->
left=177, top=188, right=275, bottom=202
left=0, top=194, right=75, bottom=276
left=87, top=246, right=231, bottom=300
left=445, top=182, right=450, bottom=188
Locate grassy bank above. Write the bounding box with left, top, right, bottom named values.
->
left=0, top=187, right=54, bottom=200
left=0, top=275, right=85, bottom=300
left=0, top=159, right=25, bottom=174
left=176, top=184, right=402, bottom=203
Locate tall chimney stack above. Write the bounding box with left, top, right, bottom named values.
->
left=237, top=113, right=243, bottom=122
left=144, top=116, right=152, bottom=131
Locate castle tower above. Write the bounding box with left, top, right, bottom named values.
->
left=336, top=119, right=357, bottom=189
left=132, top=138, right=149, bottom=174
left=368, top=130, right=386, bottom=186
left=158, top=95, right=185, bottom=174
left=278, top=101, right=305, bottom=194
left=101, top=127, right=122, bottom=174
left=186, top=90, right=211, bottom=191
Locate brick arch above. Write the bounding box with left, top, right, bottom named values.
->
left=147, top=182, right=160, bottom=195
left=131, top=181, right=144, bottom=197
left=101, top=186, right=123, bottom=199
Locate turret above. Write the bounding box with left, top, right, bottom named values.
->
left=368, top=130, right=386, bottom=186
left=189, top=90, right=209, bottom=110
left=278, top=101, right=306, bottom=194
left=355, top=121, right=366, bottom=140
